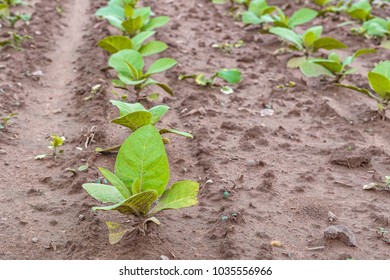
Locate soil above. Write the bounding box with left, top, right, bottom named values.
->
left=0, top=0, right=389, bottom=260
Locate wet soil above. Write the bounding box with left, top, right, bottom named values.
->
left=0, top=0, right=389, bottom=260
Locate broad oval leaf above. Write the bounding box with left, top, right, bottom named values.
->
left=300, top=60, right=334, bottom=77
left=132, top=30, right=156, bottom=50
left=149, top=180, right=199, bottom=215
left=97, top=36, right=133, bottom=54
left=312, top=37, right=347, bottom=53
left=217, top=69, right=242, bottom=84
left=242, top=11, right=262, bottom=24
left=269, top=27, right=303, bottom=50
left=111, top=111, right=152, bottom=131
left=289, top=8, right=318, bottom=28
left=83, top=183, right=125, bottom=204
left=110, top=100, right=147, bottom=116
left=142, top=16, right=170, bottom=31
left=148, top=105, right=170, bottom=125
left=146, top=58, right=177, bottom=75
left=368, top=72, right=390, bottom=98
left=287, top=56, right=307, bottom=68
left=115, top=125, right=169, bottom=196
left=98, top=167, right=131, bottom=198
left=109, top=49, right=144, bottom=79
left=371, top=61, right=390, bottom=80
left=139, top=41, right=168, bottom=56
left=93, top=190, right=159, bottom=216
left=310, top=59, right=343, bottom=73
left=106, top=222, right=130, bottom=245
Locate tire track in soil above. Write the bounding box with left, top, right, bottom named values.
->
left=0, top=0, right=91, bottom=259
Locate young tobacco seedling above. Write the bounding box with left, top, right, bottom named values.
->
left=313, top=0, right=349, bottom=16
left=83, top=125, right=199, bottom=244
left=179, top=69, right=242, bottom=94
left=35, top=134, right=65, bottom=160
left=0, top=112, right=16, bottom=130
left=269, top=25, right=347, bottom=58
left=352, top=17, right=390, bottom=38
left=5, top=13, right=30, bottom=28
left=109, top=49, right=177, bottom=99
left=271, top=7, right=318, bottom=29
left=336, top=61, right=390, bottom=119
left=0, top=32, right=31, bottom=50
left=293, top=48, right=376, bottom=82
left=346, top=0, right=373, bottom=22
left=96, top=3, right=169, bottom=37
left=97, top=31, right=167, bottom=56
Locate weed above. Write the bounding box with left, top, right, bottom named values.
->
left=35, top=134, right=65, bottom=160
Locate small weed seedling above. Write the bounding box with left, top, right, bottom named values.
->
left=108, top=49, right=177, bottom=100
left=98, top=31, right=167, bottom=56
left=293, top=48, right=376, bottom=82
left=0, top=32, right=31, bottom=50
left=269, top=25, right=347, bottom=58
left=35, top=134, right=65, bottom=160
left=211, top=40, right=244, bottom=53
left=179, top=69, right=242, bottom=94
left=83, top=125, right=199, bottom=244
left=337, top=61, right=390, bottom=119
left=96, top=3, right=169, bottom=37
left=0, top=112, right=16, bottom=130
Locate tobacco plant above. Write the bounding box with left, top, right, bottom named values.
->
left=346, top=0, right=373, bottom=22
left=241, top=0, right=276, bottom=25
left=352, top=17, right=390, bottom=38
left=293, top=49, right=376, bottom=82
left=98, top=31, right=167, bottom=56
left=179, top=69, right=242, bottom=94
left=337, top=61, right=390, bottom=119
left=109, top=49, right=177, bottom=99
left=269, top=25, right=347, bottom=58
left=96, top=3, right=169, bottom=37
left=83, top=125, right=199, bottom=244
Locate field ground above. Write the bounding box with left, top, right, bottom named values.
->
left=0, top=0, right=389, bottom=259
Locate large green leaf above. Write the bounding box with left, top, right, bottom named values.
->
left=83, top=183, right=125, bottom=204
left=111, top=111, right=152, bottom=131
left=287, top=56, right=307, bottom=68
left=242, top=11, right=262, bottom=24
left=312, top=37, right=347, bottom=52
left=300, top=61, right=334, bottom=77
left=109, top=49, right=144, bottom=80
left=115, top=125, right=169, bottom=196
left=110, top=100, right=147, bottom=116
left=122, top=16, right=143, bottom=35
left=149, top=180, right=199, bottom=214
left=146, top=58, right=177, bottom=75
left=139, top=41, right=168, bottom=56
left=368, top=72, right=390, bottom=98
left=98, top=167, right=131, bottom=197
left=93, top=190, right=159, bottom=215
left=132, top=30, right=155, bottom=50
left=97, top=36, right=133, bottom=54
left=269, top=27, right=303, bottom=50
left=371, top=61, right=390, bottom=79
left=142, top=16, right=170, bottom=31
left=289, top=8, right=318, bottom=28
left=310, top=59, right=343, bottom=73
left=303, top=25, right=323, bottom=40
left=217, top=69, right=242, bottom=84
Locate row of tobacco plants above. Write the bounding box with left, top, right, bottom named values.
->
left=82, top=0, right=199, bottom=244
left=214, top=0, right=390, bottom=119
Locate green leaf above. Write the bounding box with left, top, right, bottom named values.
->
left=131, top=178, right=141, bottom=194
left=139, top=41, right=168, bottom=56
left=140, top=78, right=174, bottom=95
left=111, top=111, right=152, bottom=131
left=287, top=56, right=306, bottom=68
left=83, top=183, right=125, bottom=204
left=97, top=36, right=133, bottom=54
left=149, top=180, right=199, bottom=215
left=148, top=105, right=170, bottom=125
left=110, top=100, right=146, bottom=116
left=115, top=125, right=169, bottom=196
left=131, top=30, right=156, bottom=50
left=368, top=72, right=390, bottom=98
left=269, top=27, right=303, bottom=50
left=312, top=37, right=347, bottom=52
left=300, top=60, right=334, bottom=77
left=146, top=58, right=177, bottom=75
left=289, top=8, right=318, bottom=28
left=142, top=16, right=170, bottom=31
left=122, top=16, right=143, bottom=35
left=109, top=49, right=144, bottom=80
left=159, top=128, right=193, bottom=138
left=303, top=31, right=316, bottom=49
left=371, top=61, right=390, bottom=80
left=381, top=40, right=390, bottom=50
left=106, top=222, right=130, bottom=245
left=93, top=190, right=159, bottom=215
left=310, top=59, right=343, bottom=73
left=217, top=69, right=242, bottom=84
left=303, top=25, right=323, bottom=40
left=98, top=167, right=131, bottom=198
left=242, top=11, right=262, bottom=24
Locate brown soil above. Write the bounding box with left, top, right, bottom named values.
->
left=0, top=0, right=389, bottom=260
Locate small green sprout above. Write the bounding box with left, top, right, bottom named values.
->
left=179, top=68, right=242, bottom=94
left=0, top=113, right=16, bottom=130
left=35, top=134, right=65, bottom=160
